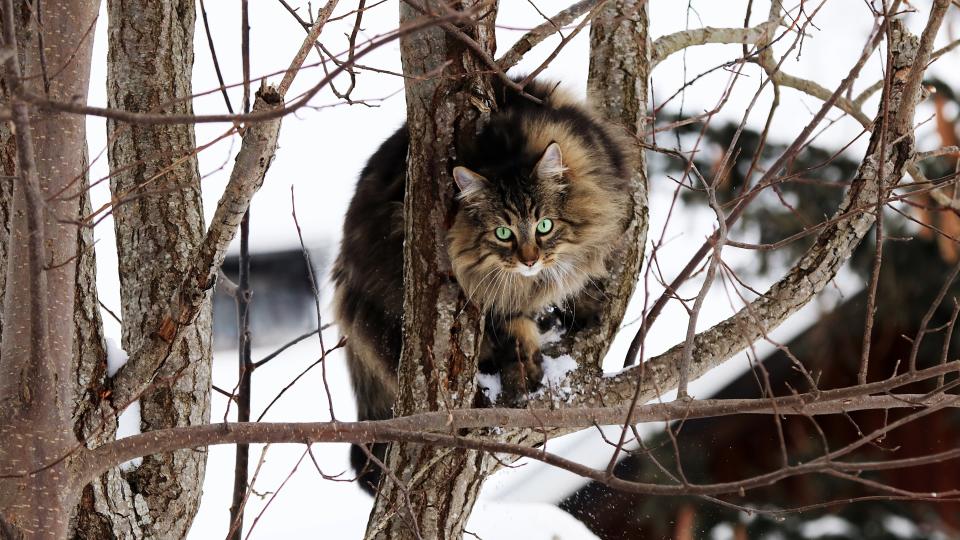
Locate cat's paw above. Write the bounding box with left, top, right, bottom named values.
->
left=499, top=351, right=544, bottom=405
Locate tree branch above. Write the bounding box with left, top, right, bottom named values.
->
left=78, top=385, right=960, bottom=492
left=650, top=20, right=780, bottom=68
left=560, top=18, right=927, bottom=413
left=9, top=10, right=469, bottom=127
left=496, top=0, right=602, bottom=70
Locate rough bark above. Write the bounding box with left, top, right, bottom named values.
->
left=364, top=2, right=652, bottom=536
left=473, top=0, right=653, bottom=476
left=68, top=149, right=112, bottom=538
left=0, top=113, right=11, bottom=340
left=74, top=0, right=213, bottom=537
left=0, top=0, right=100, bottom=537
left=70, top=83, right=281, bottom=537
left=363, top=2, right=498, bottom=538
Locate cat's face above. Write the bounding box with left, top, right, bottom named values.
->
left=448, top=143, right=588, bottom=312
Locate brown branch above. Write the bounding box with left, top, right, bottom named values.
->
left=11, top=10, right=470, bottom=126
left=73, top=356, right=960, bottom=481
left=496, top=0, right=601, bottom=70
left=624, top=11, right=892, bottom=366
left=892, top=0, right=950, bottom=134
left=251, top=327, right=325, bottom=369
left=76, top=391, right=960, bottom=497
left=0, top=0, right=54, bottom=417
left=199, top=0, right=234, bottom=114
left=277, top=0, right=339, bottom=97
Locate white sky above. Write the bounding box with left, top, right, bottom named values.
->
left=80, top=1, right=959, bottom=537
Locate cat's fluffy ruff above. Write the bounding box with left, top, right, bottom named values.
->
left=448, top=93, right=633, bottom=318
left=331, top=79, right=634, bottom=493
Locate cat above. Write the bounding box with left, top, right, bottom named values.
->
left=331, top=78, right=634, bottom=493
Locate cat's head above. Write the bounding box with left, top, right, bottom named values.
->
left=447, top=142, right=589, bottom=312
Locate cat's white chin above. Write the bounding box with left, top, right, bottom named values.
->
left=514, top=263, right=543, bottom=277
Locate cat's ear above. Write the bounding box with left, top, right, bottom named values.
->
left=535, top=142, right=565, bottom=180
left=453, top=166, right=487, bottom=200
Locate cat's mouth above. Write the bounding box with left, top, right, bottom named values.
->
left=513, top=262, right=544, bottom=277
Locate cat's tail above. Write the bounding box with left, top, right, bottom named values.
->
left=350, top=442, right=387, bottom=495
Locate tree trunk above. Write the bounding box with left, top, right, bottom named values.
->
left=0, top=0, right=100, bottom=537
left=363, top=2, right=498, bottom=538
left=575, top=0, right=650, bottom=368
left=69, top=0, right=213, bottom=537
left=0, top=117, right=11, bottom=340
left=68, top=148, right=112, bottom=538
left=365, top=2, right=652, bottom=537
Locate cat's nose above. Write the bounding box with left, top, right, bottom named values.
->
left=519, top=246, right=540, bottom=266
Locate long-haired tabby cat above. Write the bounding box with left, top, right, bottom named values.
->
left=332, top=78, right=634, bottom=493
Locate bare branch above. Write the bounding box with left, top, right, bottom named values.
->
left=651, top=20, right=780, bottom=68
left=581, top=19, right=923, bottom=413
left=11, top=10, right=470, bottom=126
left=78, top=387, right=960, bottom=492
left=277, top=0, right=339, bottom=96
left=496, top=0, right=602, bottom=70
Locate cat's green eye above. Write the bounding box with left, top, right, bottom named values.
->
left=495, top=226, right=513, bottom=241
left=537, top=218, right=553, bottom=234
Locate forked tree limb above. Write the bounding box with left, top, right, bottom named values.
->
left=106, top=87, right=283, bottom=412
left=84, top=0, right=946, bottom=474
left=75, top=0, right=213, bottom=536
left=537, top=17, right=932, bottom=415
left=106, top=0, right=353, bottom=416
left=363, top=0, right=499, bottom=537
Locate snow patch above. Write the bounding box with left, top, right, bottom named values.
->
left=541, top=354, right=577, bottom=386
left=709, top=523, right=734, bottom=540
left=531, top=354, right=578, bottom=402
left=540, top=325, right=564, bottom=345
left=477, top=372, right=503, bottom=403
left=116, top=399, right=143, bottom=471
left=477, top=354, right=578, bottom=405
left=105, top=337, right=129, bottom=377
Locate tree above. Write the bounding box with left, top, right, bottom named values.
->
left=1, top=0, right=958, bottom=538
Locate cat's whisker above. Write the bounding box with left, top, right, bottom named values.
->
left=463, top=266, right=500, bottom=314
left=505, top=272, right=518, bottom=314
left=489, top=268, right=508, bottom=321
left=573, top=263, right=609, bottom=302
left=485, top=272, right=501, bottom=314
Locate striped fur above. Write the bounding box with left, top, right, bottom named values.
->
left=332, top=79, right=634, bottom=492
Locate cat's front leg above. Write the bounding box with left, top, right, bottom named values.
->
left=495, top=315, right=544, bottom=403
